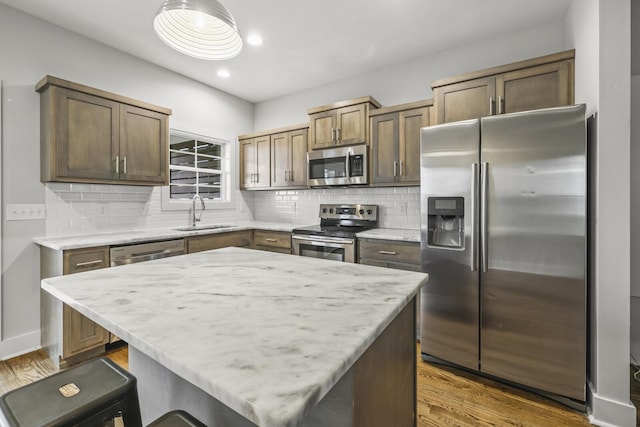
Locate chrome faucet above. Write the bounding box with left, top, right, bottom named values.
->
left=192, top=194, right=205, bottom=226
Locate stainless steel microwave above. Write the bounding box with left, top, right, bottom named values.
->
left=307, top=145, right=368, bottom=187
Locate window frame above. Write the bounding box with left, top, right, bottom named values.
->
left=161, top=128, right=235, bottom=211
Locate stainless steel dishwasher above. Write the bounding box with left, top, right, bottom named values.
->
left=110, top=239, right=185, bottom=266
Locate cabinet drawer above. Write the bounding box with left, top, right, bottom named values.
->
left=186, top=230, right=253, bottom=253
left=358, top=239, right=420, bottom=267
left=253, top=230, right=291, bottom=249
left=63, top=247, right=109, bottom=274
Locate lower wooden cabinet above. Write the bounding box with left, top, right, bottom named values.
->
left=41, top=246, right=111, bottom=368
left=358, top=238, right=421, bottom=271
left=186, top=230, right=253, bottom=253
left=253, top=230, right=292, bottom=254
left=357, top=238, right=422, bottom=338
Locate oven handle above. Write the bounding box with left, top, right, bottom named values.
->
left=292, top=235, right=354, bottom=246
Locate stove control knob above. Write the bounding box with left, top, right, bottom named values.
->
left=322, top=208, right=327, bottom=213
left=359, top=209, right=364, bottom=215
left=367, top=209, right=373, bottom=215
left=329, top=208, right=333, bottom=213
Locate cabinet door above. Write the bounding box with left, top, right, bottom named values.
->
left=119, top=104, right=168, bottom=184
left=240, top=138, right=256, bottom=189
left=255, top=135, right=271, bottom=188
left=399, top=107, right=429, bottom=183
left=271, top=132, right=289, bottom=188
left=337, top=103, right=367, bottom=145
left=497, top=61, right=574, bottom=114
left=309, top=110, right=336, bottom=150
left=289, top=129, right=308, bottom=187
left=54, top=88, right=119, bottom=180
left=434, top=77, right=496, bottom=124
left=63, top=305, right=110, bottom=357
left=371, top=113, right=399, bottom=184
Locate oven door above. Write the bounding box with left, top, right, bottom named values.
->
left=291, top=235, right=355, bottom=263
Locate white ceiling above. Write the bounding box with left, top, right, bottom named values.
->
left=0, top=0, right=572, bottom=103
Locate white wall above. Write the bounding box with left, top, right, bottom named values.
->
left=629, top=0, right=640, bottom=360
left=254, top=20, right=567, bottom=130
left=567, top=0, right=636, bottom=425
left=0, top=4, right=254, bottom=358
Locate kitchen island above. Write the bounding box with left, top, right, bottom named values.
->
left=41, top=247, right=427, bottom=427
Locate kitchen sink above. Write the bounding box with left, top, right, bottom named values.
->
left=174, top=224, right=233, bottom=232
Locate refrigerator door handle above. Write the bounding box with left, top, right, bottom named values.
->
left=481, top=162, right=489, bottom=272
left=471, top=163, right=479, bottom=271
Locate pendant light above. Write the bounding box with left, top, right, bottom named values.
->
left=154, top=0, right=243, bottom=60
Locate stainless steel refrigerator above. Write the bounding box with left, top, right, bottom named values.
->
left=420, top=104, right=586, bottom=406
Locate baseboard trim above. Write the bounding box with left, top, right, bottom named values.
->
left=588, top=382, right=636, bottom=427
left=0, top=330, right=40, bottom=360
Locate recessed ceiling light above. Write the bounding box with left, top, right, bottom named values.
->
left=247, top=34, right=263, bottom=46
left=217, top=69, right=231, bottom=78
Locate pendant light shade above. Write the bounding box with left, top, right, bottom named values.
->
left=154, top=0, right=243, bottom=60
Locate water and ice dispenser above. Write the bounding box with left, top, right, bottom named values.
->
left=426, top=197, right=464, bottom=249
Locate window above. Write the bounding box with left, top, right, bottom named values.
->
left=162, top=129, right=233, bottom=210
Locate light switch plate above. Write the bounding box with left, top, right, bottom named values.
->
left=6, top=204, right=46, bottom=220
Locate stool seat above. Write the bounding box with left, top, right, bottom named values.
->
left=147, top=410, right=206, bottom=427
left=0, top=357, right=141, bottom=427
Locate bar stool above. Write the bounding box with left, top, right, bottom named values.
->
left=0, top=357, right=142, bottom=427
left=147, top=410, right=206, bottom=427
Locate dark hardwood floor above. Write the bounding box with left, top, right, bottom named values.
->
left=0, top=345, right=634, bottom=426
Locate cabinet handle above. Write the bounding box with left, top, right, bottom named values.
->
left=498, top=96, right=504, bottom=114
left=393, top=161, right=398, bottom=177
left=265, top=238, right=277, bottom=242
left=331, top=128, right=336, bottom=143
left=289, top=170, right=293, bottom=181
left=123, top=156, right=127, bottom=174
left=336, top=128, right=341, bottom=143
left=75, top=259, right=103, bottom=268
left=255, top=173, right=259, bottom=184
left=489, top=97, right=495, bottom=115
left=378, top=251, right=398, bottom=255
left=115, top=155, right=119, bottom=174
left=284, top=170, right=288, bottom=182
left=400, top=160, right=404, bottom=176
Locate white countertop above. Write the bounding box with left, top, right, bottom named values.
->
left=356, top=228, right=420, bottom=242
left=41, top=247, right=427, bottom=427
left=34, top=222, right=299, bottom=250
left=34, top=223, right=421, bottom=250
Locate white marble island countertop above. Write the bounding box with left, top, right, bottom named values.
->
left=41, top=247, right=428, bottom=427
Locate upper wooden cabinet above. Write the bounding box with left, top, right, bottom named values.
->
left=37, top=75, right=171, bottom=185
left=239, top=124, right=308, bottom=190
left=240, top=135, right=271, bottom=189
left=370, top=100, right=432, bottom=186
left=308, top=96, right=381, bottom=150
left=432, top=50, right=574, bottom=124
left=270, top=127, right=308, bottom=188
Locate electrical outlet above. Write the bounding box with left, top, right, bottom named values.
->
left=6, top=204, right=46, bottom=221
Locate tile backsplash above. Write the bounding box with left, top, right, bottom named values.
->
left=44, top=183, right=420, bottom=237
left=251, top=186, right=420, bottom=229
